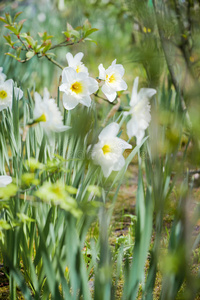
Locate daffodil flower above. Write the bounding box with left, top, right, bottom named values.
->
left=0, top=175, right=12, bottom=187
left=66, top=52, right=89, bottom=75
left=0, top=79, right=23, bottom=112
left=125, top=77, right=156, bottom=145
left=59, top=67, right=98, bottom=110
left=90, top=122, right=132, bottom=177
left=98, top=59, right=127, bottom=102
left=33, top=88, right=70, bottom=134
left=0, top=67, right=6, bottom=83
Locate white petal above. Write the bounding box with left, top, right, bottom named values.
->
left=126, top=118, right=138, bottom=139
left=62, top=67, right=77, bottom=83
left=115, top=137, right=132, bottom=150
left=99, top=122, right=119, bottom=140
left=43, top=87, right=50, bottom=101
left=4, top=79, right=14, bottom=91
left=138, top=88, right=157, bottom=99
left=66, top=52, right=74, bottom=65
left=98, top=64, right=106, bottom=80
left=101, top=164, right=113, bottom=178
left=101, top=83, right=113, bottom=95
left=14, top=87, right=23, bottom=100
left=104, top=91, right=116, bottom=102
left=112, top=155, right=125, bottom=171
left=85, top=77, right=99, bottom=94
left=101, top=84, right=116, bottom=102
left=116, top=79, right=127, bottom=91
left=130, top=77, right=139, bottom=106
left=77, top=72, right=89, bottom=81
left=0, top=175, right=12, bottom=187
left=34, top=92, right=42, bottom=103
left=136, top=130, right=145, bottom=145
left=111, top=59, right=117, bottom=66
left=74, top=52, right=84, bottom=63
left=80, top=95, right=91, bottom=107
left=59, top=83, right=68, bottom=93
left=63, top=93, right=79, bottom=110
left=112, top=64, right=125, bottom=77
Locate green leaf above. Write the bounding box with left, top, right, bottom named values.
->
left=26, top=51, right=35, bottom=59
left=0, top=17, right=7, bottom=24
left=4, top=25, right=18, bottom=34
left=25, top=36, right=35, bottom=47
left=3, top=35, right=12, bottom=44
left=41, top=42, right=52, bottom=53
left=83, top=19, right=91, bottom=31
left=13, top=11, right=23, bottom=22
left=70, top=29, right=80, bottom=39
left=84, top=38, right=97, bottom=45
left=20, top=32, right=27, bottom=38
left=5, top=13, right=12, bottom=25
left=84, top=28, right=98, bottom=38
left=67, top=23, right=74, bottom=31
left=5, top=53, right=19, bottom=61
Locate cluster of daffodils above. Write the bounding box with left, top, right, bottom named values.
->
left=0, top=52, right=156, bottom=178
left=0, top=67, right=23, bottom=112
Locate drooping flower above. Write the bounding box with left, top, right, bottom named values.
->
left=90, top=122, right=132, bottom=177
left=125, top=77, right=156, bottom=145
left=33, top=88, right=70, bottom=134
left=59, top=67, right=98, bottom=110
left=0, top=67, right=6, bottom=83
left=66, top=52, right=89, bottom=75
left=0, top=79, right=23, bottom=112
left=0, top=175, right=12, bottom=187
left=98, top=59, right=127, bottom=102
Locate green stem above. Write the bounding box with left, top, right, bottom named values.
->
left=44, top=55, right=64, bottom=70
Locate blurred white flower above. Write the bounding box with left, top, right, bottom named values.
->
left=0, top=175, right=12, bottom=187
left=0, top=67, right=6, bottom=83
left=33, top=88, right=70, bottom=134
left=125, top=77, right=156, bottom=145
left=59, top=67, right=98, bottom=110
left=66, top=52, right=89, bottom=75
left=0, top=79, right=23, bottom=112
left=98, top=59, right=127, bottom=102
left=90, top=122, right=132, bottom=177
left=37, top=12, right=46, bottom=23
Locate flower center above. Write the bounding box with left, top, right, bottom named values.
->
left=106, top=74, right=115, bottom=84
left=102, top=144, right=111, bottom=155
left=76, top=65, right=81, bottom=73
left=70, top=81, right=83, bottom=94
left=0, top=90, right=7, bottom=100
left=35, top=113, right=47, bottom=123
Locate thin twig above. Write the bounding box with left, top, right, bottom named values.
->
left=50, top=39, right=83, bottom=50
left=44, top=55, right=64, bottom=70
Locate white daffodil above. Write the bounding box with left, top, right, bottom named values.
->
left=0, top=175, right=12, bottom=187
left=98, top=59, right=127, bottom=102
left=0, top=67, right=6, bottom=83
left=59, top=67, right=98, bottom=110
left=33, top=88, right=70, bottom=134
left=66, top=52, right=89, bottom=75
left=0, top=79, right=23, bottom=112
left=126, top=77, right=156, bottom=145
left=90, top=122, right=132, bottom=178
